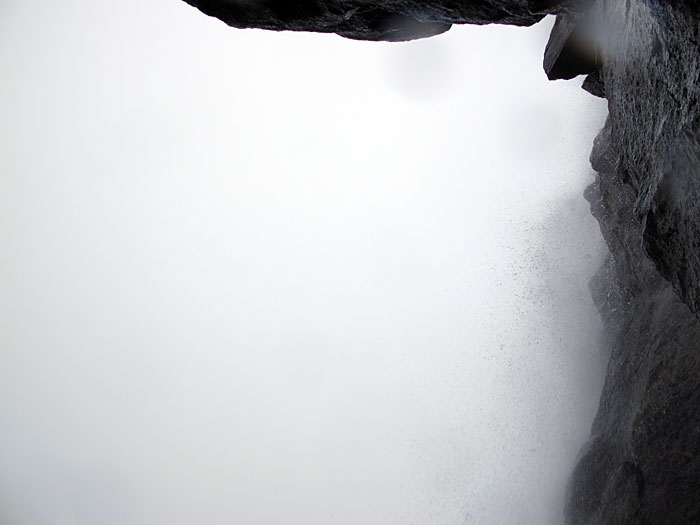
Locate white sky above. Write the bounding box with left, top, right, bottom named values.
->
left=0, top=1, right=608, bottom=524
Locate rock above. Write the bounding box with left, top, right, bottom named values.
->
left=565, top=2, right=700, bottom=522
left=181, top=0, right=586, bottom=42
left=571, top=164, right=700, bottom=523
left=543, top=13, right=601, bottom=80
left=581, top=70, right=605, bottom=98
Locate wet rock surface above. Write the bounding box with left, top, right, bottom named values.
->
left=183, top=0, right=700, bottom=522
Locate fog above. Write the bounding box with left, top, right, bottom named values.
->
left=0, top=1, right=608, bottom=523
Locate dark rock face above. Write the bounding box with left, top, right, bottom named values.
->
left=543, top=13, right=601, bottom=80
left=596, top=1, right=700, bottom=315
left=183, top=0, right=700, bottom=522
left=182, top=0, right=586, bottom=41
left=581, top=70, right=605, bottom=98
left=567, top=119, right=700, bottom=523
left=565, top=2, right=700, bottom=521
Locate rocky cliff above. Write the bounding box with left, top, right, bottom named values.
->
left=562, top=3, right=700, bottom=522
left=183, top=1, right=700, bottom=522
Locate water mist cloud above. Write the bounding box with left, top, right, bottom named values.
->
left=0, top=2, right=608, bottom=523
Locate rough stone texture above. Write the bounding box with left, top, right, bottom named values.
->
left=564, top=2, right=700, bottom=522
left=183, top=0, right=700, bottom=522
left=182, top=0, right=588, bottom=41
left=565, top=117, right=700, bottom=523
left=595, top=1, right=700, bottom=315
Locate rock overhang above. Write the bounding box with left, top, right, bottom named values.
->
left=182, top=0, right=592, bottom=42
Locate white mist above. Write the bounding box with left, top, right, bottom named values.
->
left=0, top=1, right=607, bottom=523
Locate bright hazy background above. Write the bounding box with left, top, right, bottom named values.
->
left=0, top=1, right=608, bottom=523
